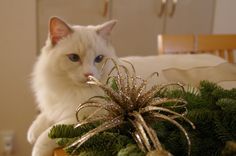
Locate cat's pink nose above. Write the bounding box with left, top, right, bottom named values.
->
left=84, top=72, right=94, bottom=78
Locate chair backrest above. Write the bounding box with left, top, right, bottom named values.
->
left=157, top=34, right=236, bottom=63
left=157, top=34, right=195, bottom=54
left=197, top=34, right=236, bottom=63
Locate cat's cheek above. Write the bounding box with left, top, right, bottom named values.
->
left=67, top=72, right=85, bottom=85
left=71, top=74, right=81, bottom=83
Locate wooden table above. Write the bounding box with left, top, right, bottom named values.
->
left=54, top=149, right=67, bottom=156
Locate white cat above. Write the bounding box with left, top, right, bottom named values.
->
left=27, top=17, right=117, bottom=156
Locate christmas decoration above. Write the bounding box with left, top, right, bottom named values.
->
left=49, top=59, right=236, bottom=156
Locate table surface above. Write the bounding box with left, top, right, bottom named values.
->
left=54, top=148, right=67, bottom=156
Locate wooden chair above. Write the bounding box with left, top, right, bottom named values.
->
left=157, top=34, right=236, bottom=63
left=197, top=34, right=236, bottom=63
left=157, top=34, right=196, bottom=54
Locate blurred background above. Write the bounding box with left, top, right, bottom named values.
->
left=0, top=0, right=235, bottom=155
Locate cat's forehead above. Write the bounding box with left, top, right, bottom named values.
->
left=71, top=26, right=102, bottom=51
left=72, top=25, right=97, bottom=37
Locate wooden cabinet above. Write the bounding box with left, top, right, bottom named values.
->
left=111, top=0, right=215, bottom=56
left=37, top=0, right=215, bottom=56
left=111, top=0, right=164, bottom=56
left=164, top=0, right=215, bottom=34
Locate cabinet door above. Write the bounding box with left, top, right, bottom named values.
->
left=165, top=0, right=215, bottom=34
left=37, top=0, right=108, bottom=49
left=111, top=0, right=164, bottom=56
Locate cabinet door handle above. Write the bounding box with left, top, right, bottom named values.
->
left=158, top=0, right=167, bottom=17
left=169, top=0, right=177, bottom=17
left=103, top=0, right=110, bottom=17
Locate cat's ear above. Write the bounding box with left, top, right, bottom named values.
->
left=96, top=20, right=117, bottom=39
left=49, top=17, right=73, bottom=46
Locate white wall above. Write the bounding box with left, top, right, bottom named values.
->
left=0, top=0, right=36, bottom=155
left=213, top=0, right=236, bottom=33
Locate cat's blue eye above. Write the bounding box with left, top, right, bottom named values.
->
left=67, top=54, right=80, bottom=62
left=94, top=55, right=104, bottom=63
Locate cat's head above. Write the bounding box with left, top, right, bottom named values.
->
left=38, top=17, right=117, bottom=87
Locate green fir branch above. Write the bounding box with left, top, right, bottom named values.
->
left=49, top=80, right=236, bottom=156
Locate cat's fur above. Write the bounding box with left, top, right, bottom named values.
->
left=27, top=17, right=117, bottom=156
